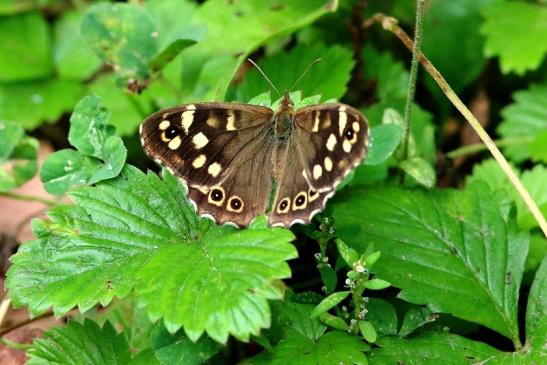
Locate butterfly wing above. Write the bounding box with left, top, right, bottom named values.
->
left=268, top=137, right=335, bottom=227
left=140, top=103, right=275, bottom=226
left=293, top=104, right=369, bottom=192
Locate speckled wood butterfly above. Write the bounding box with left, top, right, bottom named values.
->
left=140, top=87, right=368, bottom=227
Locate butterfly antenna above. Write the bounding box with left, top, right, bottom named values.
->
left=289, top=58, right=322, bottom=92
left=247, top=58, right=280, bottom=97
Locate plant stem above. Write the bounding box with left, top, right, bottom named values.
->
left=402, top=0, right=425, bottom=162
left=447, top=137, right=534, bottom=159
left=366, top=13, right=547, bottom=240
left=0, top=337, right=32, bottom=351
left=0, top=191, right=62, bottom=207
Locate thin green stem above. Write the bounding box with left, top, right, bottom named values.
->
left=402, top=0, right=426, bottom=162
left=0, top=191, right=62, bottom=207
left=366, top=13, right=547, bottom=242
left=0, top=337, right=32, bottom=351
left=447, top=137, right=534, bottom=159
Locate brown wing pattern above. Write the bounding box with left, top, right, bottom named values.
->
left=140, top=103, right=275, bottom=226
left=268, top=136, right=335, bottom=227
left=294, top=103, right=369, bottom=192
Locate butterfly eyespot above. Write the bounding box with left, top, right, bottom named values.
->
left=277, top=198, right=290, bottom=213
left=227, top=196, right=244, bottom=212
left=208, top=188, right=225, bottom=207
left=293, top=192, right=307, bottom=210
left=211, top=189, right=223, bottom=201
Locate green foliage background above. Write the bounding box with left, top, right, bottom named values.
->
left=0, top=0, right=545, bottom=364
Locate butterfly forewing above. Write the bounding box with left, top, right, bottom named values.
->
left=140, top=103, right=276, bottom=226
left=293, top=104, right=369, bottom=192
left=140, top=103, right=274, bottom=188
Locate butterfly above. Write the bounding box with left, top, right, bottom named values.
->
left=140, top=91, right=369, bottom=227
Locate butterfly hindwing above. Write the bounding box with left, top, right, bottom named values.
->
left=188, top=141, right=274, bottom=226
left=268, top=137, right=335, bottom=227
left=140, top=103, right=274, bottom=188
left=294, top=103, right=369, bottom=192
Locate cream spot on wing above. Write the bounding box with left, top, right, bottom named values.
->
left=312, top=112, right=320, bottom=132
left=208, top=162, right=222, bottom=177
left=353, top=121, right=360, bottom=132
left=192, top=132, right=209, bottom=149
left=168, top=136, right=181, bottom=150
left=181, top=105, right=196, bottom=132
left=324, top=156, right=333, bottom=171
left=326, top=133, right=337, bottom=151
left=226, top=110, right=236, bottom=131
left=192, top=154, right=207, bottom=168
left=343, top=140, right=352, bottom=153
left=338, top=106, right=347, bottom=136
left=313, top=164, right=323, bottom=179
left=206, top=116, right=219, bottom=128
left=159, top=120, right=170, bottom=130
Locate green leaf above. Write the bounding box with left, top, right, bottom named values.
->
left=319, top=265, right=337, bottom=293
left=271, top=329, right=369, bottom=365
left=41, top=95, right=127, bottom=195
left=364, top=124, right=403, bottom=166
left=129, top=349, right=161, bottom=365
left=310, top=291, right=350, bottom=319
left=369, top=332, right=499, bottom=365
left=497, top=84, right=547, bottom=163
left=318, top=312, right=348, bottom=332
left=361, top=44, right=409, bottom=101
left=40, top=149, right=101, bottom=196
left=148, top=39, right=197, bottom=74
left=358, top=321, right=377, bottom=343
left=365, top=299, right=398, bottom=336
left=398, top=306, right=434, bottom=337
left=150, top=322, right=221, bottom=365
left=271, top=300, right=326, bottom=342
left=530, top=130, right=547, bottom=163
left=0, top=121, right=38, bottom=191
left=26, top=319, right=130, bottom=365
left=526, top=256, right=547, bottom=353
left=482, top=2, right=547, bottom=75
left=0, top=79, right=84, bottom=129
left=8, top=166, right=297, bottom=344
left=517, top=166, right=547, bottom=230
left=81, top=3, right=159, bottom=84
left=0, top=12, right=52, bottom=81
left=88, top=74, right=152, bottom=136
left=237, top=42, right=354, bottom=102
left=364, top=279, right=391, bottom=291
left=363, top=101, right=435, bottom=164
left=468, top=160, right=547, bottom=231
left=67, top=95, right=113, bottom=157
left=137, top=229, right=295, bottom=343
left=336, top=239, right=359, bottom=267
left=421, top=0, right=489, bottom=93
left=332, top=183, right=529, bottom=342
left=400, top=157, right=436, bottom=188
left=183, top=0, right=338, bottom=101
left=54, top=10, right=102, bottom=79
